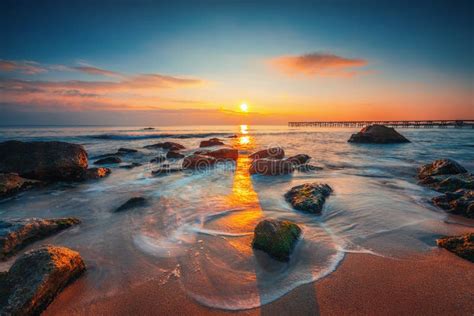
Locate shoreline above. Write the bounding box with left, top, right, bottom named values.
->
left=44, top=247, right=474, bottom=315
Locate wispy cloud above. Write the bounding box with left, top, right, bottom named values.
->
left=0, top=60, right=48, bottom=75
left=71, top=65, right=123, bottom=78
left=269, top=52, right=367, bottom=77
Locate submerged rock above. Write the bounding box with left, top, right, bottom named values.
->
left=0, top=141, right=88, bottom=181
left=143, top=127, right=155, bottom=130
left=80, top=167, right=111, bottom=180
left=120, top=162, right=143, bottom=169
left=418, top=159, right=468, bottom=179
left=0, top=245, right=86, bottom=315
left=249, top=158, right=293, bottom=176
left=166, top=151, right=185, bottom=159
left=150, top=155, right=166, bottom=163
left=432, top=189, right=474, bottom=218
left=348, top=125, right=410, bottom=144
left=286, top=154, right=311, bottom=166
left=199, top=138, right=224, bottom=147
left=252, top=219, right=301, bottom=262
left=285, top=183, right=332, bottom=214
left=182, top=154, right=216, bottom=170
left=114, top=197, right=148, bottom=212
left=249, top=147, right=285, bottom=160
left=144, top=142, right=185, bottom=151
left=436, top=233, right=473, bottom=262
left=0, top=218, right=80, bottom=260
left=117, top=147, right=138, bottom=154
left=94, top=156, right=122, bottom=165
left=0, top=173, right=41, bottom=198
left=296, top=164, right=323, bottom=172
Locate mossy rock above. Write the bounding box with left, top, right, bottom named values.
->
left=252, top=219, right=301, bottom=261
left=437, top=233, right=474, bottom=262
left=285, top=183, right=332, bottom=214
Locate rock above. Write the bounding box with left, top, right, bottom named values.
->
left=94, top=156, right=122, bottom=165
left=249, top=158, right=293, bottom=176
left=120, top=162, right=142, bottom=169
left=348, top=125, right=410, bottom=144
left=0, top=218, right=80, bottom=260
left=249, top=147, right=285, bottom=160
left=296, top=164, right=323, bottom=172
left=436, top=233, right=473, bottom=262
left=199, top=138, right=224, bottom=147
left=80, top=167, right=111, bottom=180
left=432, top=189, right=474, bottom=218
left=285, top=183, right=332, bottom=214
left=150, top=155, right=166, bottom=163
left=182, top=154, right=216, bottom=170
left=418, top=159, right=468, bottom=179
left=143, top=127, right=155, bottom=130
left=0, top=245, right=86, bottom=315
left=0, top=173, right=41, bottom=198
left=114, top=197, right=148, bottom=212
left=117, top=148, right=138, bottom=154
left=201, top=148, right=238, bottom=161
left=166, top=151, right=185, bottom=159
left=433, top=174, right=474, bottom=192
left=144, top=142, right=185, bottom=151
left=227, top=134, right=238, bottom=138
left=252, top=219, right=301, bottom=262
left=286, top=154, right=311, bottom=166
left=151, top=167, right=183, bottom=176
left=0, top=141, right=88, bottom=181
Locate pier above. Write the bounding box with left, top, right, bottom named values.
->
left=288, top=120, right=474, bottom=128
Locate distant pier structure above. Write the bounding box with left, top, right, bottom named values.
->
left=288, top=120, right=474, bottom=129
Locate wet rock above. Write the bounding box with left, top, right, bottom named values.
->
left=199, top=148, right=238, bottom=161
left=0, top=218, right=80, bottom=260
left=150, top=155, right=166, bottom=163
left=0, top=141, right=88, bottom=181
left=117, top=148, right=138, bottom=154
left=436, top=233, right=473, bottom=262
left=418, top=159, right=468, bottom=179
left=286, top=154, right=311, bottom=166
left=227, top=134, right=238, bottom=138
left=0, top=173, right=41, bottom=198
left=433, top=174, right=474, bottom=192
left=94, top=156, right=122, bottom=165
left=252, top=219, right=301, bottom=262
left=348, top=125, right=410, bottom=144
left=80, top=167, right=111, bottom=180
left=166, top=151, right=185, bottom=159
left=144, top=142, right=185, bottom=151
left=285, top=183, right=332, bottom=214
left=432, top=189, right=474, bottom=218
left=249, top=158, right=293, bottom=176
left=199, top=138, right=224, bottom=147
left=182, top=154, right=216, bottom=170
left=249, top=147, right=285, bottom=160
left=151, top=167, right=183, bottom=176
left=143, top=127, right=155, bottom=130
left=296, top=164, right=323, bottom=172
left=120, top=162, right=143, bottom=169
left=0, top=245, right=86, bottom=315
left=114, top=196, right=148, bottom=212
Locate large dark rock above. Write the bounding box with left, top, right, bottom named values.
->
left=0, top=173, right=41, bottom=198
left=114, top=197, right=148, bottom=212
left=285, top=183, right=332, bottom=214
left=166, top=151, right=185, bottom=159
left=94, top=156, right=122, bottom=165
left=418, top=159, right=468, bottom=179
left=80, top=167, right=111, bottom=180
left=286, top=154, right=311, bottom=166
left=144, top=142, right=185, bottom=151
left=252, top=219, right=301, bottom=262
left=432, top=189, right=474, bottom=218
left=249, top=159, right=293, bottom=176
left=249, top=147, right=285, bottom=160
left=0, top=218, right=80, bottom=260
left=182, top=154, right=216, bottom=170
left=437, top=233, right=473, bottom=262
left=0, top=141, right=88, bottom=181
left=195, top=148, right=239, bottom=161
left=348, top=125, right=410, bottom=144
left=0, top=245, right=86, bottom=315
left=199, top=138, right=224, bottom=147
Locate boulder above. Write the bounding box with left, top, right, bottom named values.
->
left=436, top=233, right=473, bottom=262
left=199, top=138, right=224, bottom=147
left=150, top=155, right=166, bottom=163
left=348, top=125, right=410, bottom=144
left=114, top=197, right=148, bottom=212
left=120, top=162, right=143, bottom=169
left=432, top=189, right=474, bottom=218
left=199, top=148, right=238, bottom=161
left=144, top=142, right=185, bottom=151
left=0, top=245, right=86, bottom=315
left=249, top=158, right=293, bottom=176
left=94, top=156, right=122, bottom=165
left=286, top=154, right=311, bottom=166
left=80, top=167, right=111, bottom=180
left=418, top=159, right=468, bottom=179
left=227, top=134, right=238, bottom=138
left=0, top=173, right=41, bottom=198
left=252, top=219, right=301, bottom=262
left=117, top=148, right=138, bottom=154
left=249, top=147, right=285, bottom=160
left=285, top=183, right=332, bottom=214
left=0, top=218, right=80, bottom=260
left=182, top=154, right=216, bottom=170
left=0, top=141, right=88, bottom=181
left=166, top=151, right=185, bottom=159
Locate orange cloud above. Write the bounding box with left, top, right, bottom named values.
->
left=71, top=66, right=123, bottom=78
left=269, top=52, right=367, bottom=77
left=0, top=59, right=48, bottom=75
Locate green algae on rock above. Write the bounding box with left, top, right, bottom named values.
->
left=285, top=183, right=332, bottom=214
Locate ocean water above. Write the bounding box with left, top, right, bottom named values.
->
left=0, top=125, right=473, bottom=310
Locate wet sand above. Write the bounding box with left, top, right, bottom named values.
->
left=44, top=248, right=474, bottom=315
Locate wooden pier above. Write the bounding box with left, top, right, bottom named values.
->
left=288, top=120, right=474, bottom=128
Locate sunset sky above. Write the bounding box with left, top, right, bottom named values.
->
left=1, top=0, right=473, bottom=125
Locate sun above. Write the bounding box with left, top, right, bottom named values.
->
left=240, top=103, right=248, bottom=113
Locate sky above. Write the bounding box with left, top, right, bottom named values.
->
left=0, top=0, right=473, bottom=125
